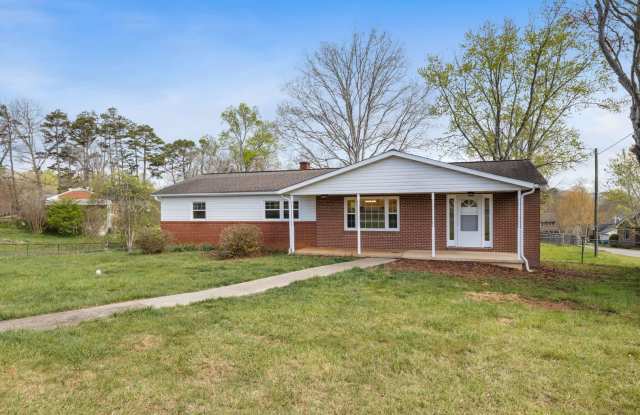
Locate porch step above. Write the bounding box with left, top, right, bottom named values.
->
left=296, top=248, right=524, bottom=270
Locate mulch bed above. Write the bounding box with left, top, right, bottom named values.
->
left=384, top=259, right=596, bottom=281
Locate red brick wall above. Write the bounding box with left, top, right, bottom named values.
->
left=314, top=193, right=540, bottom=267
left=160, top=221, right=316, bottom=251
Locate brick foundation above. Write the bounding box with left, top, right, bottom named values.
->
left=160, top=221, right=316, bottom=251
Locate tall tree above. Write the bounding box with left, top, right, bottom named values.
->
left=155, top=139, right=197, bottom=184
left=421, top=3, right=614, bottom=176
left=69, top=111, right=99, bottom=185
left=278, top=30, right=431, bottom=166
left=195, top=135, right=230, bottom=175
left=41, top=109, right=71, bottom=191
left=126, top=123, right=164, bottom=181
left=585, top=1, right=640, bottom=161
left=99, top=107, right=131, bottom=174
left=0, top=104, right=19, bottom=210
left=555, top=184, right=594, bottom=236
left=607, top=149, right=640, bottom=213
left=219, top=103, right=278, bottom=172
left=11, top=99, right=46, bottom=193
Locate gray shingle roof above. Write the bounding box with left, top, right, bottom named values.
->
left=452, top=160, right=547, bottom=186
left=153, top=168, right=337, bottom=195
left=154, top=158, right=546, bottom=196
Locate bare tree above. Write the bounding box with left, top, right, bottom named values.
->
left=0, top=104, right=20, bottom=211
left=278, top=30, right=431, bottom=166
left=586, top=1, right=640, bottom=161
left=11, top=99, right=46, bottom=192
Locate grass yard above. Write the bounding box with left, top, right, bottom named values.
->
left=0, top=243, right=638, bottom=413
left=0, top=222, right=104, bottom=244
left=0, top=252, right=346, bottom=320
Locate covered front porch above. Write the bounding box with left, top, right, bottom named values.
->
left=296, top=247, right=524, bottom=269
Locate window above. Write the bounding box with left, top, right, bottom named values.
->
left=345, top=196, right=399, bottom=231
left=624, top=229, right=630, bottom=240
left=192, top=201, right=206, bottom=219
left=448, top=197, right=455, bottom=242
left=388, top=198, right=398, bottom=229
left=484, top=197, right=491, bottom=241
left=460, top=199, right=478, bottom=231
left=265, top=201, right=280, bottom=219
left=283, top=200, right=299, bottom=219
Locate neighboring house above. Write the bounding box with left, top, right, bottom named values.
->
left=154, top=150, right=546, bottom=269
left=595, top=223, right=618, bottom=244
left=540, top=211, right=560, bottom=234
left=616, top=215, right=640, bottom=248
left=45, top=188, right=113, bottom=235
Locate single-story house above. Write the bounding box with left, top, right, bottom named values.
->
left=154, top=151, right=546, bottom=269
left=616, top=215, right=639, bottom=248
left=45, top=188, right=113, bottom=235
left=595, top=223, right=618, bottom=244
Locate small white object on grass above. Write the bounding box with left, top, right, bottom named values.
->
left=96, top=269, right=103, bottom=276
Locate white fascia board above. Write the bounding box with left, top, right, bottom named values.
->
left=278, top=151, right=539, bottom=194
left=153, top=192, right=278, bottom=198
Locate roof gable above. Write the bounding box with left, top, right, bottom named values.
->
left=280, top=151, right=543, bottom=195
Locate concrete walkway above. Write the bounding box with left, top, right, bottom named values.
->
left=600, top=246, right=640, bottom=258
left=0, top=257, right=394, bottom=333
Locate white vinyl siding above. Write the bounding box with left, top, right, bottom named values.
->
left=160, top=195, right=316, bottom=221
left=291, top=156, right=521, bottom=195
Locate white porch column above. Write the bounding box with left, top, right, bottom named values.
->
left=431, top=192, right=436, bottom=257
left=356, top=193, right=362, bottom=256
left=516, top=190, right=522, bottom=258
left=288, top=195, right=295, bottom=254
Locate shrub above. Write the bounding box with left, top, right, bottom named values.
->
left=217, top=224, right=263, bottom=258
left=136, top=228, right=170, bottom=254
left=47, top=200, right=84, bottom=236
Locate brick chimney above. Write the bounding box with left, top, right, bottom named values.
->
left=299, top=161, right=311, bottom=170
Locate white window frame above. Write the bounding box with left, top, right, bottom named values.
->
left=446, top=194, right=493, bottom=248
left=283, top=200, right=300, bottom=220
left=264, top=200, right=281, bottom=220
left=192, top=201, right=207, bottom=220
left=344, top=196, right=400, bottom=232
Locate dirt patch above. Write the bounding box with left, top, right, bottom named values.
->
left=385, top=259, right=595, bottom=281
left=465, top=291, right=575, bottom=310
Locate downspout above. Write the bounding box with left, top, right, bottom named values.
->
left=280, top=195, right=295, bottom=254
left=520, top=187, right=536, bottom=272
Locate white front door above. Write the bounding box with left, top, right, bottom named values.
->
left=458, top=197, right=482, bottom=247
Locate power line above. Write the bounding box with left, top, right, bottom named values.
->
left=599, top=133, right=633, bottom=154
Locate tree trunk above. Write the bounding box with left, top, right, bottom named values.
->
left=631, top=102, right=640, bottom=162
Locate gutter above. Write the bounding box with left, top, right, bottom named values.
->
left=520, top=187, right=536, bottom=272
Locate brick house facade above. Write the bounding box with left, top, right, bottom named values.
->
left=156, top=151, right=546, bottom=270
left=162, top=190, right=541, bottom=267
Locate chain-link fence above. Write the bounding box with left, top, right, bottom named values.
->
left=0, top=242, right=124, bottom=257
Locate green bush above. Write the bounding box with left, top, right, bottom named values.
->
left=46, top=200, right=84, bottom=236
left=136, top=228, right=170, bottom=254
left=217, top=224, right=263, bottom=258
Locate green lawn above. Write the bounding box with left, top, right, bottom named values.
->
left=0, top=252, right=346, bottom=320
left=0, top=244, right=638, bottom=413
left=0, top=222, right=105, bottom=244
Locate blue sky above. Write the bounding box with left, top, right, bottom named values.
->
left=0, top=0, right=631, bottom=187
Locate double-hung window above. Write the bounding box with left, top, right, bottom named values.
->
left=192, top=201, right=206, bottom=219
left=264, top=201, right=281, bottom=219
left=283, top=200, right=299, bottom=219
left=345, top=196, right=399, bottom=231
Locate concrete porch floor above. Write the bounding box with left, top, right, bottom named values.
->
left=296, top=247, right=523, bottom=269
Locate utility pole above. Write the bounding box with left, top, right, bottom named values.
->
left=594, top=148, right=599, bottom=257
